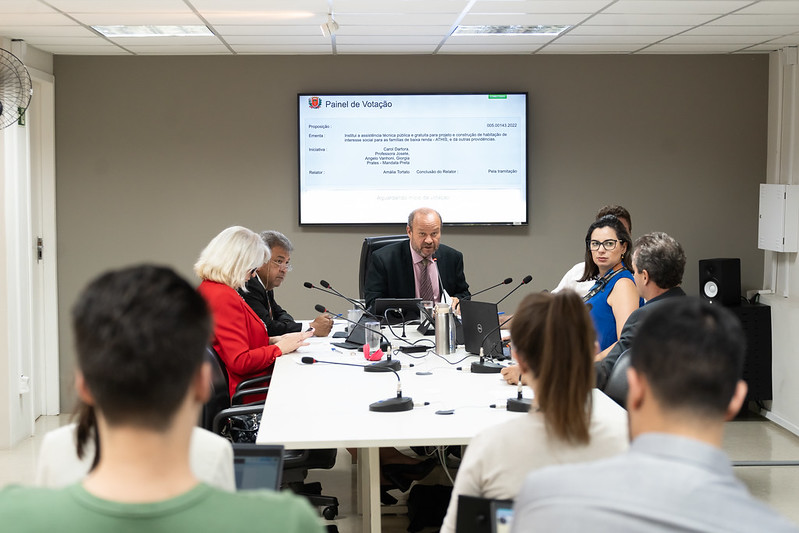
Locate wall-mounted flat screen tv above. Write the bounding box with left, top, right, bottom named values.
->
left=298, top=93, right=528, bottom=226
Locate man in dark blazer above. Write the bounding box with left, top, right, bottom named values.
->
left=595, top=232, right=686, bottom=389
left=240, top=230, right=333, bottom=337
left=364, top=207, right=470, bottom=311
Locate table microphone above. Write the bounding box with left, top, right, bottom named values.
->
left=495, top=275, right=533, bottom=306
left=304, top=281, right=340, bottom=299
left=301, top=356, right=413, bottom=412
left=314, top=304, right=400, bottom=371
left=471, top=315, right=513, bottom=374
left=507, top=378, right=532, bottom=412
left=320, top=279, right=368, bottom=311
left=459, top=277, right=513, bottom=304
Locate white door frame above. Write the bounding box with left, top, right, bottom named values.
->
left=28, top=66, right=60, bottom=416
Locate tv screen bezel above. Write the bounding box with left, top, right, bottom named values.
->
left=297, top=92, right=530, bottom=227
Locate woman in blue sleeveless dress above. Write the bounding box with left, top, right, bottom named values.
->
left=579, top=215, right=640, bottom=361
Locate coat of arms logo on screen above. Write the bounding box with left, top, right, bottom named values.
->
left=308, top=96, right=322, bottom=109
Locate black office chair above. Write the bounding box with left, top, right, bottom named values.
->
left=358, top=234, right=409, bottom=299
left=202, top=347, right=339, bottom=524
left=603, top=349, right=632, bottom=409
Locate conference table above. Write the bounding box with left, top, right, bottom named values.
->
left=256, top=320, right=533, bottom=532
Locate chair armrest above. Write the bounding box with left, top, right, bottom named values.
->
left=237, top=374, right=272, bottom=391
left=231, top=386, right=269, bottom=405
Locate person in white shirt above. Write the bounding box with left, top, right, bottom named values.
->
left=440, top=290, right=628, bottom=533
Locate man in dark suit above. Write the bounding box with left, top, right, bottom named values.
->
left=240, top=230, right=333, bottom=337
left=364, top=207, right=470, bottom=311
left=594, top=231, right=686, bottom=389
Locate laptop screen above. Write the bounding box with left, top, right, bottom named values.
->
left=232, top=443, right=284, bottom=491
left=459, top=300, right=502, bottom=356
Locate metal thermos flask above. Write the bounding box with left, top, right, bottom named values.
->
left=434, top=302, right=456, bottom=355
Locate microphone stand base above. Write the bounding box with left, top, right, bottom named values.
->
left=364, top=359, right=401, bottom=372
left=507, top=397, right=532, bottom=413
left=471, top=360, right=503, bottom=374
left=369, top=396, right=414, bottom=412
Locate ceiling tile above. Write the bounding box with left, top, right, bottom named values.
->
left=232, top=44, right=332, bottom=54
left=604, top=1, right=751, bottom=15
left=47, top=0, right=191, bottom=13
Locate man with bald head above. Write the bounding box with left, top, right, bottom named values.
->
left=364, top=207, right=470, bottom=311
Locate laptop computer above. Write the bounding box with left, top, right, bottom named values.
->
left=460, top=300, right=504, bottom=357
left=332, top=314, right=372, bottom=350
left=232, top=443, right=284, bottom=491
left=456, top=494, right=514, bottom=533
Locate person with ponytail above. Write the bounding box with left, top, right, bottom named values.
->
left=440, top=290, right=629, bottom=533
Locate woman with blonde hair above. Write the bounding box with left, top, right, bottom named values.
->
left=440, top=290, right=628, bottom=533
left=195, top=226, right=311, bottom=399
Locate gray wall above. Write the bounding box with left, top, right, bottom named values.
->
left=54, top=54, right=768, bottom=409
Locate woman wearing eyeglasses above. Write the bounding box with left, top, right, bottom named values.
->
left=579, top=215, right=640, bottom=362
left=195, top=226, right=312, bottom=400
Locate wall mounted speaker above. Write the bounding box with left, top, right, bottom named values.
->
left=699, top=258, right=741, bottom=306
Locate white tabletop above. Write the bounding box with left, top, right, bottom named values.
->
left=256, top=326, right=531, bottom=449
left=256, top=322, right=530, bottom=533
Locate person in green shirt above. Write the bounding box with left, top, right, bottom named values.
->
left=0, top=264, right=322, bottom=533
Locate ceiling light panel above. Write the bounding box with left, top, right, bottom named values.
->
left=459, top=14, right=586, bottom=25
left=449, top=34, right=559, bottom=44
left=453, top=24, right=569, bottom=35
left=123, top=44, right=230, bottom=54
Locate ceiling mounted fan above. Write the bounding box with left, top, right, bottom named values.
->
left=0, top=48, right=33, bottom=130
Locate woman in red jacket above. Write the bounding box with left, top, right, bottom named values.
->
left=194, top=226, right=311, bottom=399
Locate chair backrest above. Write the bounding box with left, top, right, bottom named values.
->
left=200, top=346, right=231, bottom=431
left=358, top=234, right=409, bottom=299
left=603, top=349, right=632, bottom=409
